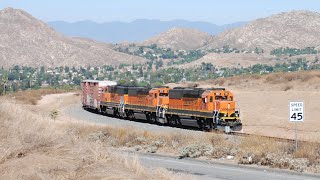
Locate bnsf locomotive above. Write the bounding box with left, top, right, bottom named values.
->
left=82, top=80, right=242, bottom=132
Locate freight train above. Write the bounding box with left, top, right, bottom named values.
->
left=82, top=80, right=242, bottom=132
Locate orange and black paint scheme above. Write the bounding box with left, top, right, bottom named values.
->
left=85, top=83, right=242, bottom=132
left=165, top=87, right=241, bottom=131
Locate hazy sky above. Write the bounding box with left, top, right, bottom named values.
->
left=1, top=0, right=319, bottom=24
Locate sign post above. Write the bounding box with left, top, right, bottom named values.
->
left=289, top=101, right=304, bottom=152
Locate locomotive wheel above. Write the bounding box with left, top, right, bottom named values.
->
left=113, top=108, right=117, bottom=117
left=150, top=113, right=157, bottom=124
left=167, top=116, right=176, bottom=127
left=197, top=118, right=205, bottom=130
left=146, top=113, right=151, bottom=122
left=207, top=118, right=214, bottom=131
left=103, top=109, right=108, bottom=116
left=100, top=106, right=107, bottom=115
left=173, top=115, right=182, bottom=127
left=201, top=118, right=214, bottom=131
left=120, top=113, right=125, bottom=119
left=113, top=108, right=120, bottom=118
left=126, top=110, right=135, bottom=121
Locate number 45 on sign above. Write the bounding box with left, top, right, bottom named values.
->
left=289, top=101, right=304, bottom=122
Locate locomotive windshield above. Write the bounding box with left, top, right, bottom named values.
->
left=215, top=96, right=228, bottom=100
left=159, top=93, right=168, bottom=96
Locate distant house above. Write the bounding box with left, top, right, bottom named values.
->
left=41, top=82, right=49, bottom=87
left=46, top=70, right=53, bottom=74
left=215, top=70, right=224, bottom=76
left=136, top=77, right=144, bottom=82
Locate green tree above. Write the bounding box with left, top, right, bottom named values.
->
left=1, top=74, right=8, bottom=95
left=152, top=81, right=163, bottom=87
left=118, top=79, right=127, bottom=85
left=149, top=44, right=157, bottom=49
left=64, top=66, right=70, bottom=73
left=138, top=66, right=143, bottom=77
left=155, top=60, right=163, bottom=69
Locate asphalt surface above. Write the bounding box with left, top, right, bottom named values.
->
left=65, top=105, right=320, bottom=180
left=130, top=152, right=320, bottom=180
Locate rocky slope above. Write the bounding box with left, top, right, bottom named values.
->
left=142, top=27, right=213, bottom=50
left=204, top=11, right=320, bottom=52
left=0, top=8, right=147, bottom=68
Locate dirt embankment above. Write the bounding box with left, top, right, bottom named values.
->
left=211, top=71, right=320, bottom=142
left=236, top=90, right=320, bottom=141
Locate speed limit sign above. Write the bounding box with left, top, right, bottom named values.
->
left=289, top=101, right=304, bottom=122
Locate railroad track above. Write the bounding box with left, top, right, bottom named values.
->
left=84, top=108, right=312, bottom=145
left=231, top=132, right=295, bottom=143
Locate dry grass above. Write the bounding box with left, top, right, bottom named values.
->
left=7, top=88, right=73, bottom=105
left=203, top=70, right=320, bottom=91
left=237, top=136, right=284, bottom=163
left=63, top=118, right=320, bottom=173
left=294, top=141, right=320, bottom=164
left=117, top=154, right=146, bottom=176
left=214, top=79, right=225, bottom=86
left=0, top=100, right=185, bottom=179
left=262, top=71, right=320, bottom=85
left=283, top=85, right=293, bottom=91
left=235, top=136, right=320, bottom=172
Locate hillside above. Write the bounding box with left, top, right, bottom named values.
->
left=176, top=53, right=277, bottom=69
left=48, top=19, right=245, bottom=43
left=175, top=52, right=320, bottom=69
left=141, top=27, right=213, bottom=50
left=204, top=11, right=320, bottom=52
left=0, top=8, right=147, bottom=68
left=168, top=71, right=320, bottom=92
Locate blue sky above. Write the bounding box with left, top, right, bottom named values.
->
left=1, top=0, right=319, bottom=24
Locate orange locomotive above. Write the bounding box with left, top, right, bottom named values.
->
left=164, top=87, right=241, bottom=131
left=82, top=80, right=242, bottom=132
left=99, top=86, right=170, bottom=123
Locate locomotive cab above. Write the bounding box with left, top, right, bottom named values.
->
left=202, top=89, right=241, bottom=130
left=148, top=87, right=170, bottom=107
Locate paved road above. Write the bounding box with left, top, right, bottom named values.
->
left=130, top=152, right=320, bottom=180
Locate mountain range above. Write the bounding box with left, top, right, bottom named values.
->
left=137, top=10, right=320, bottom=52
left=1, top=7, right=320, bottom=69
left=204, top=10, right=320, bottom=52
left=0, top=8, right=147, bottom=68
left=48, top=19, right=245, bottom=43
